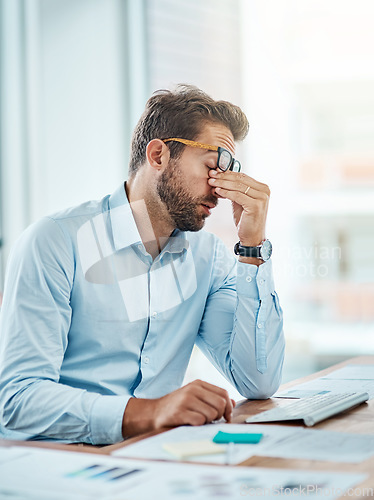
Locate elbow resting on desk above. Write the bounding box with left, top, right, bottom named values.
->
left=230, top=344, right=285, bottom=400
left=232, top=370, right=283, bottom=400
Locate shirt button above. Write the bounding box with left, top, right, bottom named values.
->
left=259, top=279, right=265, bottom=285
left=138, top=244, right=143, bottom=250
left=151, top=311, right=157, bottom=318
left=258, top=323, right=263, bottom=329
left=246, top=276, right=252, bottom=282
left=144, top=356, right=150, bottom=364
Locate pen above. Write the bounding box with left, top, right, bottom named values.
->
left=225, top=441, right=234, bottom=465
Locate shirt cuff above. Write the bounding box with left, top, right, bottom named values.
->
left=236, top=259, right=275, bottom=300
left=89, top=394, right=132, bottom=445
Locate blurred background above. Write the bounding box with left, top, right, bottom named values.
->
left=1, top=0, right=373, bottom=399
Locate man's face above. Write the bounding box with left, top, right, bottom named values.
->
left=157, top=122, right=236, bottom=232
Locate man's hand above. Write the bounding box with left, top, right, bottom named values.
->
left=122, top=380, right=235, bottom=438
left=208, top=169, right=270, bottom=251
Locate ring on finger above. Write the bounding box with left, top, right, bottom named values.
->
left=244, top=186, right=251, bottom=195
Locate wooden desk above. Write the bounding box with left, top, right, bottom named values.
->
left=233, top=355, right=374, bottom=497
left=1, top=356, right=373, bottom=498
left=105, top=355, right=374, bottom=498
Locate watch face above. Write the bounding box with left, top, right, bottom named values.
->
left=260, top=239, right=272, bottom=261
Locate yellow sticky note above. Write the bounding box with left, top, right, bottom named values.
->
left=162, top=439, right=225, bottom=459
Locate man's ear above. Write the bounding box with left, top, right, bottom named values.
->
left=146, top=139, right=170, bottom=171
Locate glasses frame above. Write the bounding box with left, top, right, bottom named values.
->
left=163, top=138, right=241, bottom=173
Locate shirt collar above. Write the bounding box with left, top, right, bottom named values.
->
left=108, top=183, right=189, bottom=254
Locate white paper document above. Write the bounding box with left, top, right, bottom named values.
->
left=324, top=365, right=374, bottom=380
left=0, top=446, right=28, bottom=465
left=276, top=365, right=374, bottom=399
left=256, top=427, right=374, bottom=463
left=113, top=424, right=292, bottom=464
left=0, top=446, right=367, bottom=500
left=112, top=423, right=374, bottom=464
left=0, top=446, right=145, bottom=500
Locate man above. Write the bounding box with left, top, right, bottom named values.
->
left=0, top=85, right=284, bottom=444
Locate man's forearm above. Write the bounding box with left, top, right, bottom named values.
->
left=122, top=397, right=157, bottom=437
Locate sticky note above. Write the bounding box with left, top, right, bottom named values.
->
left=212, top=431, right=263, bottom=444
left=162, top=439, right=225, bottom=459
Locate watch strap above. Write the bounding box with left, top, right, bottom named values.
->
left=234, top=241, right=261, bottom=258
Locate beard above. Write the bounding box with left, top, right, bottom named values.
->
left=156, top=159, right=217, bottom=232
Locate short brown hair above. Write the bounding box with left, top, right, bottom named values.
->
left=128, top=84, right=249, bottom=176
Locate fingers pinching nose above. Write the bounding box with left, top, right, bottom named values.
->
left=244, top=186, right=251, bottom=195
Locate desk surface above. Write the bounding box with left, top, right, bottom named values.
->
left=234, top=356, right=374, bottom=485
left=104, top=355, right=374, bottom=498
left=1, top=355, right=374, bottom=498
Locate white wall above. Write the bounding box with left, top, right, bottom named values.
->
left=39, top=0, right=127, bottom=212
left=0, top=0, right=135, bottom=282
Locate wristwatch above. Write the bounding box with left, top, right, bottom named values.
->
left=234, top=239, right=272, bottom=261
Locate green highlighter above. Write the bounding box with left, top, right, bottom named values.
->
left=212, top=431, right=263, bottom=444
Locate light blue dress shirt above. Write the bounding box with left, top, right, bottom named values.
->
left=0, top=183, right=284, bottom=444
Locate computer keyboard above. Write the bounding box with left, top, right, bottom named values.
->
left=245, top=392, right=369, bottom=427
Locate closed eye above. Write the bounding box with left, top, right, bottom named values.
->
left=204, top=159, right=217, bottom=170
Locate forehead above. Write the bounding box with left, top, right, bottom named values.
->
left=195, top=122, right=236, bottom=154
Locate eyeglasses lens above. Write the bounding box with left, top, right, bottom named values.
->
left=219, top=150, right=232, bottom=171
left=232, top=160, right=241, bottom=172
